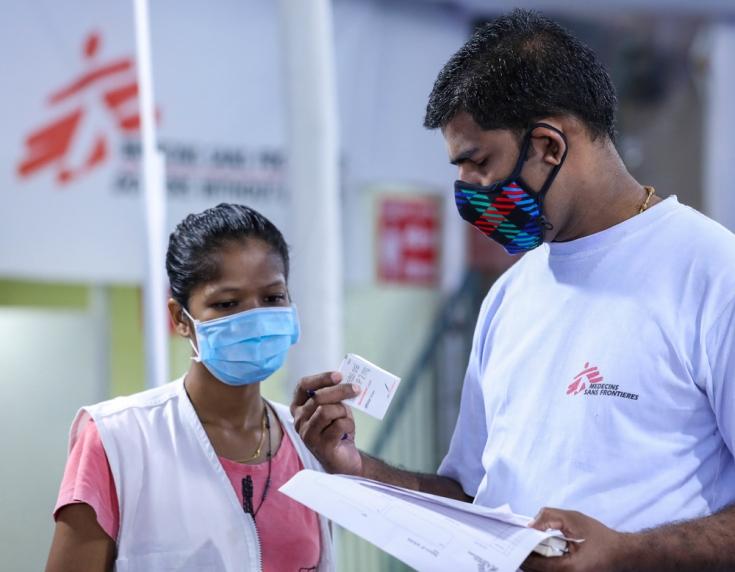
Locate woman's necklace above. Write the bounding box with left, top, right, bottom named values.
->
left=241, top=402, right=272, bottom=521
left=235, top=405, right=267, bottom=463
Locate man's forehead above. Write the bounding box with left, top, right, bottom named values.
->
left=441, top=111, right=483, bottom=138
left=443, top=113, right=516, bottom=158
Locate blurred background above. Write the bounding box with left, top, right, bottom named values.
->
left=1, top=0, right=734, bottom=570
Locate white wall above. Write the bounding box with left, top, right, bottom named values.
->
left=334, top=0, right=469, bottom=288
left=0, top=309, right=102, bottom=572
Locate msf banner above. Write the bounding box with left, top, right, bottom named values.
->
left=1, top=2, right=287, bottom=283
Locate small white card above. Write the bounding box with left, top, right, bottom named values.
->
left=338, top=353, right=401, bottom=420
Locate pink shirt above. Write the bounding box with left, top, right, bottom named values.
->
left=55, top=420, right=321, bottom=571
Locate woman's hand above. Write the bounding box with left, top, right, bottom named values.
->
left=291, top=372, right=363, bottom=475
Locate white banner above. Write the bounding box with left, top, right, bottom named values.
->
left=1, top=1, right=288, bottom=283
left=0, top=0, right=467, bottom=285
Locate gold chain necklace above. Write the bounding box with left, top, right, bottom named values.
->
left=639, top=186, right=655, bottom=214
left=234, top=403, right=267, bottom=463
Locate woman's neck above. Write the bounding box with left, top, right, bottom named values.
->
left=183, top=362, right=264, bottom=430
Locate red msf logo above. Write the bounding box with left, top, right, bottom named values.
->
left=17, top=32, right=145, bottom=185
left=566, top=362, right=604, bottom=396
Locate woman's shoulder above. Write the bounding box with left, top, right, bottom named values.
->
left=86, top=377, right=185, bottom=418
left=68, top=378, right=185, bottom=451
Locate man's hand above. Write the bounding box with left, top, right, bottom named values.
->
left=291, top=371, right=363, bottom=475
left=522, top=507, right=626, bottom=572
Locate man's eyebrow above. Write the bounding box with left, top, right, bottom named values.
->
left=449, top=147, right=479, bottom=166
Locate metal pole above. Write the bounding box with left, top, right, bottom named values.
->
left=133, top=0, right=169, bottom=388
left=703, top=22, right=735, bottom=232
left=278, top=0, right=343, bottom=385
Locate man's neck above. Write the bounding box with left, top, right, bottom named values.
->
left=553, top=154, right=661, bottom=242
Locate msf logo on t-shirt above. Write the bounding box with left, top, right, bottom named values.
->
left=566, top=362, right=640, bottom=401
left=566, top=362, right=603, bottom=395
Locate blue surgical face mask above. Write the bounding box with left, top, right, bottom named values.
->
left=183, top=305, right=300, bottom=386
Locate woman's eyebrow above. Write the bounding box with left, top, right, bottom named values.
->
left=204, top=277, right=286, bottom=297
left=205, top=285, right=242, bottom=296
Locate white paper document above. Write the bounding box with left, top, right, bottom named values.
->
left=280, top=470, right=569, bottom=572
left=338, top=353, right=401, bottom=420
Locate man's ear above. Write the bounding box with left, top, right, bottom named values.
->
left=168, top=298, right=192, bottom=338
left=529, top=122, right=567, bottom=167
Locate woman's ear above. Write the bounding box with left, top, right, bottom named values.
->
left=168, top=299, right=192, bottom=338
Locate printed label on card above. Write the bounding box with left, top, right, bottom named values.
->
left=338, top=353, right=401, bottom=420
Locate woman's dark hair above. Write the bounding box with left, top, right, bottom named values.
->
left=166, top=203, right=289, bottom=308
left=424, top=9, right=617, bottom=141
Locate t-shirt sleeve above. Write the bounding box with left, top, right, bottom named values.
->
left=437, top=300, right=491, bottom=498
left=705, top=297, right=735, bottom=458
left=54, top=419, right=120, bottom=541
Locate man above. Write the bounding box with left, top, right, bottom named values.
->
left=291, top=9, right=735, bottom=571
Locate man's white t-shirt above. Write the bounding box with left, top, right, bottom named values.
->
left=439, top=197, right=735, bottom=532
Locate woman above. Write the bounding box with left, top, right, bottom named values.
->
left=46, top=204, right=334, bottom=571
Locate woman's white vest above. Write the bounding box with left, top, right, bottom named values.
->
left=69, top=378, right=335, bottom=572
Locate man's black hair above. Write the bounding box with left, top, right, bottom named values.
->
left=166, top=203, right=289, bottom=309
left=424, top=9, right=617, bottom=141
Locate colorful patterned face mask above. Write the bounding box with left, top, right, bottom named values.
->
left=454, top=123, right=568, bottom=254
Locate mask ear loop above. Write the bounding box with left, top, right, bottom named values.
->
left=533, top=123, right=569, bottom=197
left=509, top=128, right=536, bottom=181
left=181, top=307, right=203, bottom=363
left=526, top=123, right=570, bottom=231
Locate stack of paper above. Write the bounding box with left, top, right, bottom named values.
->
left=280, top=470, right=572, bottom=572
